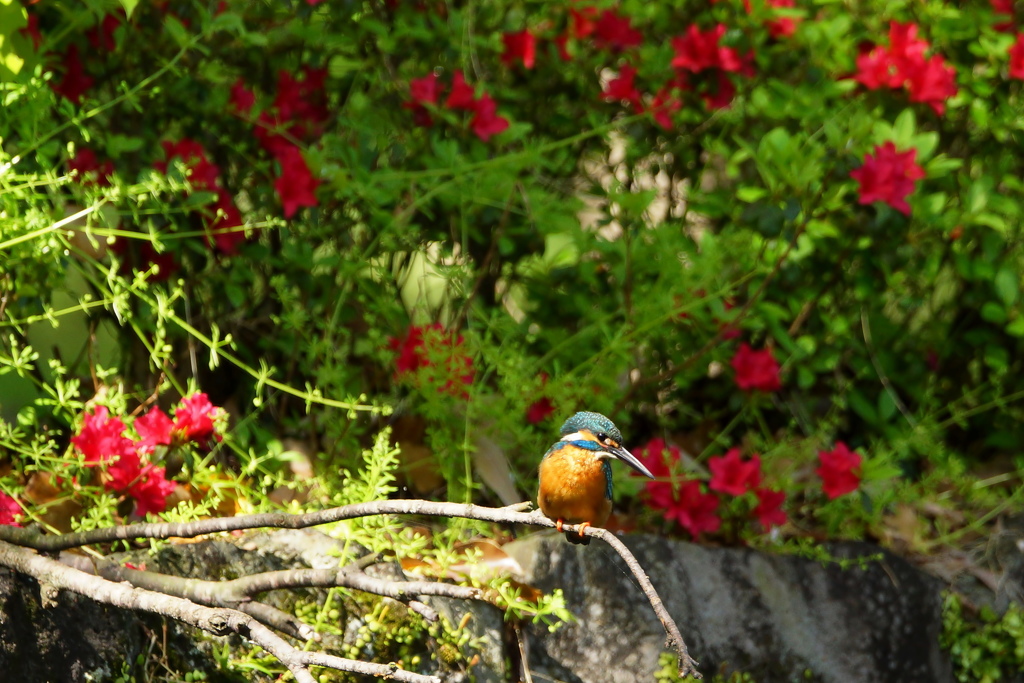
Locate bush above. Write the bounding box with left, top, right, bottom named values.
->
left=2, top=0, right=1023, bottom=546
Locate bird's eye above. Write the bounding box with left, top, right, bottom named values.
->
left=596, top=433, right=610, bottom=444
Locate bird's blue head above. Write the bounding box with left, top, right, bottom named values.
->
left=558, top=411, right=654, bottom=479
left=559, top=411, right=623, bottom=444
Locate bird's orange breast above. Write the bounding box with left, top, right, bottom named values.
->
left=538, top=445, right=613, bottom=526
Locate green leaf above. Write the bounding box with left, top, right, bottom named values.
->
left=993, top=268, right=1020, bottom=306
left=980, top=301, right=1007, bottom=325
left=1006, top=318, right=1024, bottom=338
left=736, top=186, right=768, bottom=203
left=892, top=109, right=916, bottom=146
left=119, top=0, right=139, bottom=19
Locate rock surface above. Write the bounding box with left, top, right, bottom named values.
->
left=505, top=533, right=954, bottom=683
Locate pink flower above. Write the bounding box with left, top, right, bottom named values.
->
left=0, top=492, right=23, bottom=527
left=273, top=145, right=321, bottom=218
left=1011, top=34, right=1024, bottom=79
left=816, top=442, right=863, bottom=499
left=173, top=393, right=221, bottom=444
left=701, top=70, right=737, bottom=110
left=666, top=481, right=720, bottom=539
left=850, top=141, right=925, bottom=216
left=502, top=29, right=537, bottom=69
left=731, top=343, right=781, bottom=392
left=470, top=93, right=510, bottom=142
left=602, top=65, right=643, bottom=111
left=135, top=407, right=174, bottom=453
left=754, top=488, right=787, bottom=529
left=708, top=448, right=762, bottom=496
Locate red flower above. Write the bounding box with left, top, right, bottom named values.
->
left=666, top=481, right=720, bottom=539
left=135, top=407, right=174, bottom=453
left=702, top=70, right=737, bottom=110
left=527, top=397, right=556, bottom=424
left=708, top=448, right=762, bottom=496
left=887, top=22, right=929, bottom=80
left=68, top=149, right=114, bottom=187
left=20, top=14, right=43, bottom=50
left=766, top=0, right=801, bottom=39
left=230, top=79, right=256, bottom=115
left=388, top=324, right=475, bottom=396
left=87, top=13, right=122, bottom=52
left=905, top=55, right=957, bottom=115
left=0, top=492, right=23, bottom=527
left=849, top=141, right=925, bottom=216
left=52, top=45, right=95, bottom=104
left=445, top=70, right=477, bottom=110
left=570, top=7, right=599, bottom=39
left=671, top=24, right=741, bottom=73
left=592, top=9, right=643, bottom=51
left=648, top=87, right=682, bottom=130
left=816, top=442, right=862, bottom=499
left=555, top=33, right=572, bottom=61
left=71, top=406, right=136, bottom=465
left=993, top=0, right=1015, bottom=32
left=602, top=65, right=643, bottom=112
left=634, top=438, right=681, bottom=512
left=156, top=139, right=221, bottom=191
left=274, top=67, right=329, bottom=125
left=853, top=46, right=898, bottom=90
left=173, top=393, right=221, bottom=444
left=470, top=93, right=509, bottom=142
left=851, top=22, right=956, bottom=115
left=128, top=464, right=177, bottom=516
left=731, top=343, right=781, bottom=392
left=274, top=145, right=321, bottom=218
left=104, top=449, right=143, bottom=492
left=1011, top=34, right=1024, bottom=79
left=408, top=73, right=441, bottom=105
left=205, top=192, right=247, bottom=254
left=753, top=488, right=787, bottom=529
left=502, top=29, right=537, bottom=69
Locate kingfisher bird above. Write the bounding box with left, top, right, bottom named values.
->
left=538, top=411, right=654, bottom=545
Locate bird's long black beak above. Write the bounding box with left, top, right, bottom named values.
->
left=610, top=445, right=655, bottom=479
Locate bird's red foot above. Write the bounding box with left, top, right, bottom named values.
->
left=555, top=519, right=564, bottom=532
left=577, top=522, right=591, bottom=537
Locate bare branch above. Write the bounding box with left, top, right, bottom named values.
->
left=0, top=500, right=701, bottom=680
left=0, top=538, right=439, bottom=683
left=584, top=526, right=702, bottom=680
left=0, top=500, right=543, bottom=552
